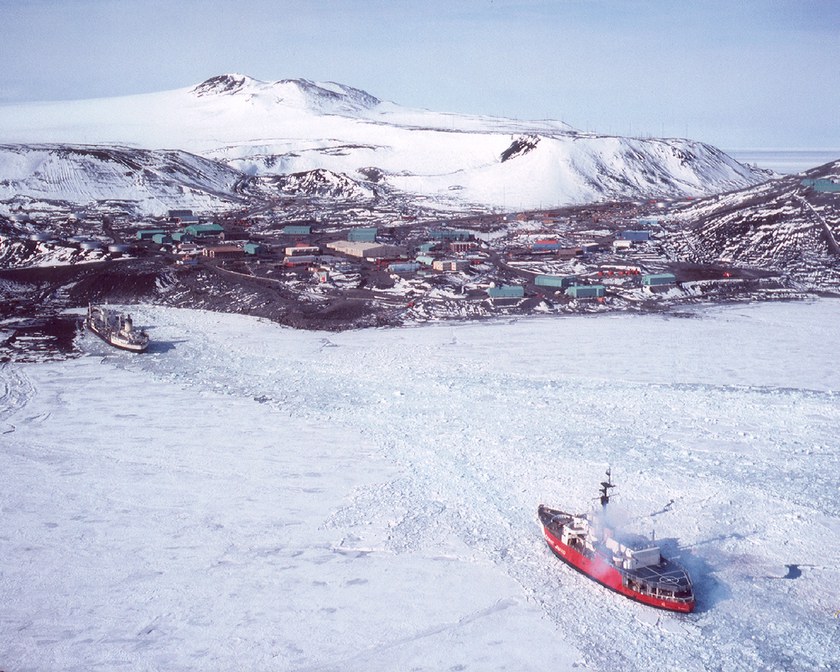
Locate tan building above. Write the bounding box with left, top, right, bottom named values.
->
left=202, top=245, right=244, bottom=259
left=326, top=241, right=406, bottom=259
left=432, top=259, right=471, bottom=272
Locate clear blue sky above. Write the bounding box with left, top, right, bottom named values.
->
left=0, top=0, right=837, bottom=149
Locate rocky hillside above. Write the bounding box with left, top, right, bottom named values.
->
left=662, top=160, right=840, bottom=287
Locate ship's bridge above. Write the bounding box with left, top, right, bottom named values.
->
left=605, top=535, right=661, bottom=570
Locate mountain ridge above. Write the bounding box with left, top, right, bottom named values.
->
left=0, top=73, right=771, bottom=214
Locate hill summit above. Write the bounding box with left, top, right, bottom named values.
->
left=0, top=73, right=770, bottom=211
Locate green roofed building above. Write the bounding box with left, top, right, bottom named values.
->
left=348, top=227, right=378, bottom=242
left=136, top=229, right=166, bottom=240
left=184, top=223, right=224, bottom=238
left=801, top=179, right=840, bottom=193
left=642, top=273, right=677, bottom=286
left=283, top=225, right=312, bottom=235
left=535, top=274, right=578, bottom=289
left=565, top=285, right=606, bottom=299
left=487, top=285, right=525, bottom=299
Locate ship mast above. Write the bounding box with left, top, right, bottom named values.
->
left=599, top=468, right=615, bottom=508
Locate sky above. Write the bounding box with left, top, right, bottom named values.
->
left=0, top=0, right=838, bottom=150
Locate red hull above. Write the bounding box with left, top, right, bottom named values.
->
left=542, top=524, right=695, bottom=613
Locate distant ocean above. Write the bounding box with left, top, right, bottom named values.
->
left=725, top=149, right=839, bottom=175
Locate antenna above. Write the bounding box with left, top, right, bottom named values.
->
left=599, top=467, right=616, bottom=508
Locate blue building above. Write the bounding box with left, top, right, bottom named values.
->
left=618, top=230, right=651, bottom=242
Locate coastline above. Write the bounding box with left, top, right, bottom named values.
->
left=725, top=149, right=839, bottom=174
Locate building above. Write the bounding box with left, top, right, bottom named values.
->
left=202, top=245, right=244, bottom=259
left=151, top=233, right=172, bottom=245
left=642, top=273, right=677, bottom=287
left=432, top=259, right=471, bottom=272
left=184, top=223, right=224, bottom=238
left=284, top=255, right=317, bottom=267
left=168, top=209, right=199, bottom=224
left=535, top=274, right=578, bottom=289
left=612, top=239, right=634, bottom=252
left=364, top=245, right=406, bottom=260
left=221, top=228, right=249, bottom=241
left=285, top=245, right=319, bottom=256
left=347, top=227, right=378, bottom=242
left=618, top=230, right=651, bottom=242
left=283, top=225, right=312, bottom=236
left=565, top=285, right=606, bottom=299
left=388, top=262, right=421, bottom=274
left=487, top=285, right=525, bottom=299
left=450, top=241, right=477, bottom=253
left=327, top=241, right=406, bottom=259
left=243, top=242, right=265, bottom=255
left=136, top=229, right=166, bottom=240
left=532, top=240, right=561, bottom=252
left=801, top=178, right=840, bottom=193
left=327, top=241, right=374, bottom=257
left=557, top=247, right=585, bottom=259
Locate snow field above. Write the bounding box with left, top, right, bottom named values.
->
left=0, top=77, right=766, bottom=211
left=2, top=300, right=840, bottom=671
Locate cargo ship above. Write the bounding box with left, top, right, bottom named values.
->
left=85, top=305, right=150, bottom=353
left=538, top=470, right=695, bottom=612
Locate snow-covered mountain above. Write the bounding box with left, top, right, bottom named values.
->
left=0, top=143, right=248, bottom=215
left=0, top=74, right=770, bottom=213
